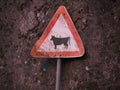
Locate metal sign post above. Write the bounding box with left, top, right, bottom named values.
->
left=55, top=58, right=61, bottom=90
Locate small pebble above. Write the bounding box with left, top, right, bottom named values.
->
left=37, top=80, right=41, bottom=84
left=34, top=73, right=37, bottom=75
left=18, top=55, right=20, bottom=58
left=24, top=61, right=28, bottom=64
left=85, top=66, right=89, bottom=71
left=43, top=68, right=46, bottom=72
left=82, top=18, right=87, bottom=23
left=42, top=20, right=45, bottom=23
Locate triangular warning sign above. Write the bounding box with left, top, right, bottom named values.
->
left=31, top=6, right=85, bottom=58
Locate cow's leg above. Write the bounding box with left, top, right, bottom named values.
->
left=55, top=45, right=57, bottom=49
left=64, top=43, right=68, bottom=49
left=64, top=44, right=66, bottom=48
left=65, top=45, right=67, bottom=48
left=66, top=44, right=68, bottom=49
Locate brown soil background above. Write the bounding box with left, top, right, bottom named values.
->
left=0, top=0, right=120, bottom=90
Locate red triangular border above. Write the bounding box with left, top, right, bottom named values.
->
left=31, top=6, right=85, bottom=58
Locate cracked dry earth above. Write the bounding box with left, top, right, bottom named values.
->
left=0, top=0, right=120, bottom=90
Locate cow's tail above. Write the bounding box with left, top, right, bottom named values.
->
left=68, top=37, right=70, bottom=45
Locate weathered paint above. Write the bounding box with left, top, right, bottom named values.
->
left=38, top=14, right=79, bottom=52
left=31, top=6, right=85, bottom=58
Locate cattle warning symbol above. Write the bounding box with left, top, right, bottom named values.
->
left=50, top=35, right=70, bottom=49
left=31, top=6, right=85, bottom=58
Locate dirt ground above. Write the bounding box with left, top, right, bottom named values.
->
left=0, top=0, right=120, bottom=90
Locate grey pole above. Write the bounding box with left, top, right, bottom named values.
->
left=55, top=58, right=61, bottom=90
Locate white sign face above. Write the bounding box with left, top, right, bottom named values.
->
left=38, top=14, right=79, bottom=52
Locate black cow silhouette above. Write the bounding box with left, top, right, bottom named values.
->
left=50, top=35, right=70, bottom=49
